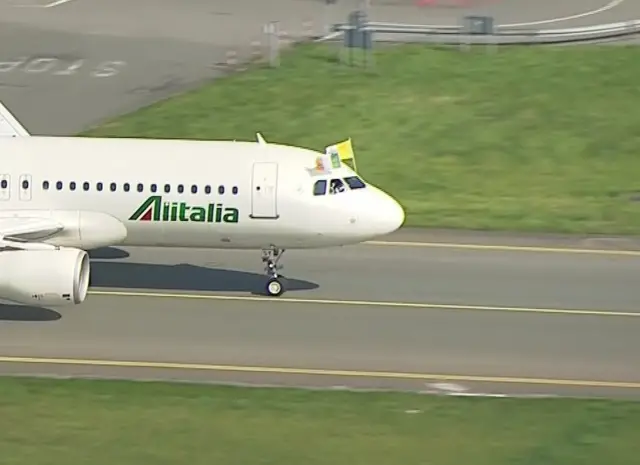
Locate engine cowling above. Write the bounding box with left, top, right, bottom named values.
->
left=0, top=247, right=90, bottom=306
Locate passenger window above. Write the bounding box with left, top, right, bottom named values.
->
left=150, top=184, right=157, bottom=193
left=56, top=181, right=63, bottom=190
left=97, top=182, right=103, bottom=192
left=329, top=178, right=346, bottom=194
left=191, top=185, right=197, bottom=194
left=137, top=183, right=144, bottom=192
left=218, top=185, right=225, bottom=195
left=344, top=176, right=366, bottom=190
left=124, top=183, right=130, bottom=192
left=110, top=182, right=117, bottom=192
left=313, top=179, right=327, bottom=196
left=83, top=182, right=90, bottom=191
left=232, top=186, right=238, bottom=195
left=70, top=181, right=76, bottom=191
left=178, top=184, right=184, bottom=194
left=164, top=184, right=170, bottom=193
left=205, top=185, right=211, bottom=195
left=42, top=181, right=49, bottom=190
left=22, top=179, right=29, bottom=189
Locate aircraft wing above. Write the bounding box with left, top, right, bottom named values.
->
left=0, top=100, right=30, bottom=137
left=0, top=216, right=63, bottom=249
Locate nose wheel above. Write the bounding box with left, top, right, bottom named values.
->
left=266, top=277, right=283, bottom=296
left=262, top=247, right=286, bottom=296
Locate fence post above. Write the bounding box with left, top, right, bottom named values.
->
left=459, top=15, right=495, bottom=53
left=342, top=9, right=370, bottom=67
left=264, top=21, right=280, bottom=68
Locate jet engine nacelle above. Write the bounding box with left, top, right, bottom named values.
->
left=0, top=247, right=90, bottom=306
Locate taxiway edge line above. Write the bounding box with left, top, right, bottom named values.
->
left=0, top=356, right=638, bottom=389
left=87, top=290, right=640, bottom=318
left=365, top=240, right=640, bottom=256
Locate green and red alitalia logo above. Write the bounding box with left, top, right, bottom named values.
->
left=129, top=196, right=239, bottom=223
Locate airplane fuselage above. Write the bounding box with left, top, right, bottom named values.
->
left=0, top=100, right=405, bottom=301
left=0, top=136, right=404, bottom=251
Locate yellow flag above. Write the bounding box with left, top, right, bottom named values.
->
left=325, top=138, right=358, bottom=172
left=334, top=138, right=354, bottom=161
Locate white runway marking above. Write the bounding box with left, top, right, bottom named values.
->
left=503, top=0, right=627, bottom=28
left=10, top=0, right=78, bottom=7
left=0, top=57, right=126, bottom=78
left=43, top=0, right=77, bottom=7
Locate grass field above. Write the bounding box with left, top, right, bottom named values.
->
left=1, top=377, right=639, bottom=465
left=84, top=43, right=640, bottom=234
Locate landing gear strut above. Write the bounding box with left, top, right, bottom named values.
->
left=262, top=246, right=286, bottom=296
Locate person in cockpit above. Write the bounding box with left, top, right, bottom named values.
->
left=329, top=178, right=345, bottom=194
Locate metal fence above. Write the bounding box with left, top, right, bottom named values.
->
left=241, top=12, right=640, bottom=70
left=328, top=15, right=640, bottom=46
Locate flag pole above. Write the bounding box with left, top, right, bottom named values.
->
left=350, top=138, right=358, bottom=172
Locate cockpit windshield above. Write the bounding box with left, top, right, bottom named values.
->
left=313, top=176, right=366, bottom=196
left=343, top=176, right=366, bottom=190
left=313, top=179, right=327, bottom=196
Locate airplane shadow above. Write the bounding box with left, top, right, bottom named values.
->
left=1, top=247, right=317, bottom=321
left=0, top=303, right=62, bottom=322
left=88, top=247, right=130, bottom=260
left=89, top=261, right=319, bottom=295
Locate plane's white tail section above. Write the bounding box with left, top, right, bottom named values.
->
left=0, top=101, right=30, bottom=137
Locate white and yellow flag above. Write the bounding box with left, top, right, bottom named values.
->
left=325, top=138, right=357, bottom=172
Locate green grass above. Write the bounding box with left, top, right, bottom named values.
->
left=84, top=43, right=640, bottom=234
left=1, top=377, right=639, bottom=465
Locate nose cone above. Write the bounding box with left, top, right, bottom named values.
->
left=356, top=187, right=405, bottom=238
left=341, top=185, right=406, bottom=243
left=378, top=194, right=405, bottom=235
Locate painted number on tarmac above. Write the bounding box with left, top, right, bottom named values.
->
left=0, top=57, right=126, bottom=77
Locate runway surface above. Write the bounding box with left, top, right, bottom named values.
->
left=1, top=0, right=640, bottom=399
left=0, top=0, right=330, bottom=135
left=363, top=0, right=639, bottom=28
left=1, top=234, right=639, bottom=398
left=1, top=0, right=639, bottom=134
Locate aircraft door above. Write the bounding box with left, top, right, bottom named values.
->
left=18, top=174, right=32, bottom=201
left=250, top=162, right=279, bottom=219
left=0, top=174, right=10, bottom=201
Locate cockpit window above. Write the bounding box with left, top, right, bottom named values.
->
left=344, top=176, right=366, bottom=190
left=313, top=179, right=327, bottom=196
left=314, top=177, right=364, bottom=196
left=329, top=178, right=346, bottom=194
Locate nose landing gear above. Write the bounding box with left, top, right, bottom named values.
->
left=262, top=246, right=286, bottom=296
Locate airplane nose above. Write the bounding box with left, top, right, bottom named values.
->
left=381, top=195, right=405, bottom=234
left=348, top=186, right=406, bottom=241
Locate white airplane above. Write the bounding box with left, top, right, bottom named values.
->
left=0, top=100, right=404, bottom=306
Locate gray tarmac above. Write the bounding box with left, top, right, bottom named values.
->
left=0, top=0, right=330, bottom=135
left=1, top=239, right=639, bottom=398
left=1, top=0, right=639, bottom=135
left=1, top=0, right=640, bottom=399
left=469, top=0, right=640, bottom=28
